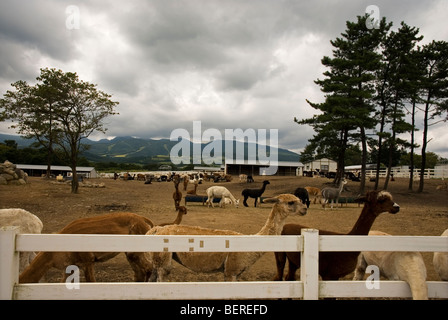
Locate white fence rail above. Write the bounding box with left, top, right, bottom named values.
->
left=364, top=168, right=448, bottom=179
left=1, top=227, right=447, bottom=300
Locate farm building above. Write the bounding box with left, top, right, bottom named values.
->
left=302, top=158, right=337, bottom=176
left=16, top=164, right=98, bottom=178
left=224, top=160, right=303, bottom=176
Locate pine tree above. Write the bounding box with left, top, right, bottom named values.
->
left=417, top=41, right=448, bottom=192
left=296, top=15, right=390, bottom=192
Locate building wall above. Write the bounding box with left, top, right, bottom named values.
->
left=225, top=164, right=299, bottom=176
left=303, top=158, right=337, bottom=174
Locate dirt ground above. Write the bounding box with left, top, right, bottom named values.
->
left=1, top=174, right=447, bottom=289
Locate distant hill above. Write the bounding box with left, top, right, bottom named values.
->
left=0, top=134, right=300, bottom=165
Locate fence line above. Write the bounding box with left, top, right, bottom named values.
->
left=363, top=168, right=448, bottom=179
left=1, top=227, right=447, bottom=300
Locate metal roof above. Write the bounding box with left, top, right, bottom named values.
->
left=225, top=160, right=303, bottom=167
left=16, top=164, right=96, bottom=172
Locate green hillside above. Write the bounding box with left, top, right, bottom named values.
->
left=0, top=134, right=300, bottom=165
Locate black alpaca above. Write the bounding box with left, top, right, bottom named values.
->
left=242, top=180, right=270, bottom=207
left=293, top=187, right=310, bottom=208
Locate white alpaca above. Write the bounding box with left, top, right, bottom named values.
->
left=205, top=186, right=239, bottom=208
left=0, top=208, right=43, bottom=272
left=433, top=228, right=448, bottom=281
left=353, top=230, right=428, bottom=300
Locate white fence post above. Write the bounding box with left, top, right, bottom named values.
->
left=301, top=228, right=319, bottom=300
left=0, top=227, right=19, bottom=300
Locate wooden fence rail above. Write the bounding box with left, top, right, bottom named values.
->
left=1, top=227, right=447, bottom=300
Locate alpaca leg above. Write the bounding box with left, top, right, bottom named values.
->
left=273, top=252, right=287, bottom=281
left=353, top=254, right=367, bottom=281
left=126, top=252, right=152, bottom=282
left=285, top=259, right=299, bottom=281
left=243, top=195, right=249, bottom=207
left=254, top=197, right=258, bottom=207
left=84, top=264, right=96, bottom=282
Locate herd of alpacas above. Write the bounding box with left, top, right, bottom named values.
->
left=1, top=174, right=447, bottom=300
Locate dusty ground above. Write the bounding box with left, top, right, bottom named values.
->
left=1, top=174, right=447, bottom=289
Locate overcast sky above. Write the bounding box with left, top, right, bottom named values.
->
left=0, top=0, right=447, bottom=158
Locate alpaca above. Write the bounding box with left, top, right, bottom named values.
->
left=304, top=186, right=322, bottom=204
left=242, top=180, right=270, bottom=207
left=158, top=206, right=187, bottom=227
left=273, top=190, right=400, bottom=281
left=146, top=193, right=308, bottom=282
left=182, top=174, right=190, bottom=191
left=353, top=230, right=428, bottom=300
left=205, top=186, right=239, bottom=208
left=19, top=212, right=155, bottom=283
left=321, top=179, right=347, bottom=210
left=0, top=208, right=43, bottom=273
left=186, top=179, right=199, bottom=195
left=433, top=228, right=448, bottom=281
left=172, top=175, right=182, bottom=209
left=293, top=187, right=310, bottom=208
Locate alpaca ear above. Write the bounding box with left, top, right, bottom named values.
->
left=262, top=197, right=279, bottom=204
left=354, top=194, right=367, bottom=203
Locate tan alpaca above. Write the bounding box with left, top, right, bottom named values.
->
left=354, top=230, right=428, bottom=300
left=304, top=186, right=322, bottom=204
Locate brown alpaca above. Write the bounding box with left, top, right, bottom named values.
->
left=273, top=190, right=400, bottom=281
left=19, top=212, right=155, bottom=283
left=158, top=206, right=187, bottom=226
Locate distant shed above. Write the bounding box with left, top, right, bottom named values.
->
left=224, top=160, right=303, bottom=176
left=16, top=164, right=98, bottom=178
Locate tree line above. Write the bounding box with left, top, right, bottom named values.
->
left=296, top=15, right=448, bottom=193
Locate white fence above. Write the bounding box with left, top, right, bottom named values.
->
left=364, top=167, right=448, bottom=179
left=1, top=227, right=447, bottom=300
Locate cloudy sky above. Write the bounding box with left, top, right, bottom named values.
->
left=0, top=0, right=447, bottom=158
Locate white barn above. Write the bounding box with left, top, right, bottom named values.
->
left=302, top=158, right=337, bottom=176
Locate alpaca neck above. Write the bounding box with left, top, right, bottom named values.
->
left=173, top=213, right=184, bottom=225
left=256, top=208, right=286, bottom=236
left=260, top=183, right=268, bottom=193
left=338, top=181, right=345, bottom=194
left=348, top=205, right=378, bottom=235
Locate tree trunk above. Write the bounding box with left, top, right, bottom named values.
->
left=70, top=141, right=79, bottom=194
left=359, top=126, right=367, bottom=194
left=335, top=128, right=348, bottom=185
left=408, top=99, right=416, bottom=191
left=418, top=95, right=431, bottom=193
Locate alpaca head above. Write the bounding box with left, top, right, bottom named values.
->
left=356, top=190, right=400, bottom=216
left=176, top=206, right=187, bottom=216
left=263, top=194, right=308, bottom=217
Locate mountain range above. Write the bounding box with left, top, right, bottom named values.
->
left=0, top=134, right=300, bottom=165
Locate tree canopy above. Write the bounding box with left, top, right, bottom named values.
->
left=0, top=68, right=118, bottom=193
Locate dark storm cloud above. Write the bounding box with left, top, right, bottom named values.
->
left=0, top=0, right=447, bottom=157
